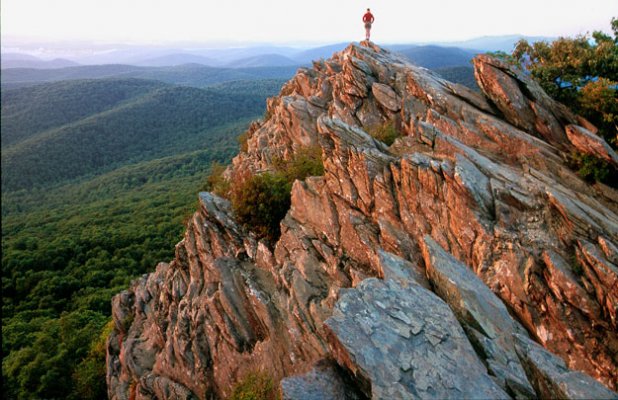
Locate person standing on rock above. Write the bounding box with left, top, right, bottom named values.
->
left=363, top=8, right=374, bottom=41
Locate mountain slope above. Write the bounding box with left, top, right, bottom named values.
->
left=1, top=78, right=165, bottom=147
left=107, top=41, right=618, bottom=399
left=395, top=44, right=476, bottom=69
left=1, top=79, right=268, bottom=191
left=135, top=53, right=218, bottom=67
left=1, top=53, right=80, bottom=69
left=434, top=65, right=477, bottom=89
left=1, top=150, right=233, bottom=400
left=226, top=53, right=300, bottom=68
left=0, top=64, right=299, bottom=89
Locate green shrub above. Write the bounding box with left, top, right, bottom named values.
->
left=367, top=121, right=400, bottom=146
left=230, top=371, right=280, bottom=400
left=569, top=152, right=617, bottom=188
left=230, top=145, right=324, bottom=243
left=274, top=144, right=324, bottom=181
left=203, top=162, right=231, bottom=197
left=73, top=320, right=114, bottom=400
left=231, top=172, right=292, bottom=242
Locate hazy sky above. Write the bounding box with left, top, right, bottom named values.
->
left=2, top=0, right=617, bottom=45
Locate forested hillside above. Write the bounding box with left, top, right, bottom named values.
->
left=1, top=77, right=274, bottom=399
left=395, top=45, right=476, bottom=69
left=1, top=63, right=299, bottom=90
left=1, top=79, right=164, bottom=147
left=434, top=66, right=478, bottom=89
left=1, top=79, right=269, bottom=191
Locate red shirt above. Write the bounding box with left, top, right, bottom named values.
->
left=363, top=12, right=374, bottom=23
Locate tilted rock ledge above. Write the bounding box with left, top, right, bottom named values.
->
left=107, top=41, right=618, bottom=399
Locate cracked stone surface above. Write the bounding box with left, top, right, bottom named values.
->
left=325, top=277, right=509, bottom=399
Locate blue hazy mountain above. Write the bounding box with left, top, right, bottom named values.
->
left=393, top=45, right=476, bottom=69
left=1, top=34, right=555, bottom=71
left=293, top=43, right=350, bottom=63
left=134, top=53, right=219, bottom=67
left=2, top=53, right=80, bottom=69
left=226, top=53, right=301, bottom=68
left=436, top=34, right=554, bottom=52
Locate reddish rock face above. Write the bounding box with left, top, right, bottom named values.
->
left=107, top=41, right=618, bottom=399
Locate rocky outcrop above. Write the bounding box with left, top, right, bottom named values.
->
left=325, top=277, right=510, bottom=399
left=108, top=41, right=618, bottom=399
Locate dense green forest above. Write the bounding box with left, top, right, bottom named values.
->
left=396, top=45, right=475, bottom=69
left=1, top=78, right=276, bottom=399
left=1, top=78, right=274, bottom=191
left=434, top=66, right=478, bottom=90
left=2, top=79, right=163, bottom=147
left=1, top=63, right=299, bottom=90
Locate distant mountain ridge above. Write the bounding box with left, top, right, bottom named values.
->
left=436, top=34, right=554, bottom=52
left=134, top=53, right=219, bottom=67
left=2, top=53, right=80, bottom=69
left=1, top=34, right=552, bottom=69
left=393, top=45, right=476, bottom=69
left=225, top=53, right=301, bottom=68
left=1, top=44, right=478, bottom=90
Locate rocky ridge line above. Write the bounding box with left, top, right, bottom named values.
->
left=107, top=41, right=618, bottom=399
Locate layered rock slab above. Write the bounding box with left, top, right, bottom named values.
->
left=324, top=277, right=509, bottom=399
left=513, top=334, right=618, bottom=400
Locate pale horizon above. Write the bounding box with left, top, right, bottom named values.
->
left=2, top=0, right=616, bottom=48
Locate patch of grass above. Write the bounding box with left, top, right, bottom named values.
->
left=230, top=145, right=324, bottom=243
left=367, top=121, right=401, bottom=146
left=230, top=171, right=292, bottom=243
left=273, top=144, right=324, bottom=181
left=569, top=152, right=617, bottom=188
left=230, top=371, right=280, bottom=400
left=238, top=131, right=249, bottom=153
left=203, top=162, right=231, bottom=197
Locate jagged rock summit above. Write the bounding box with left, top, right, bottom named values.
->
left=107, top=41, right=618, bottom=399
